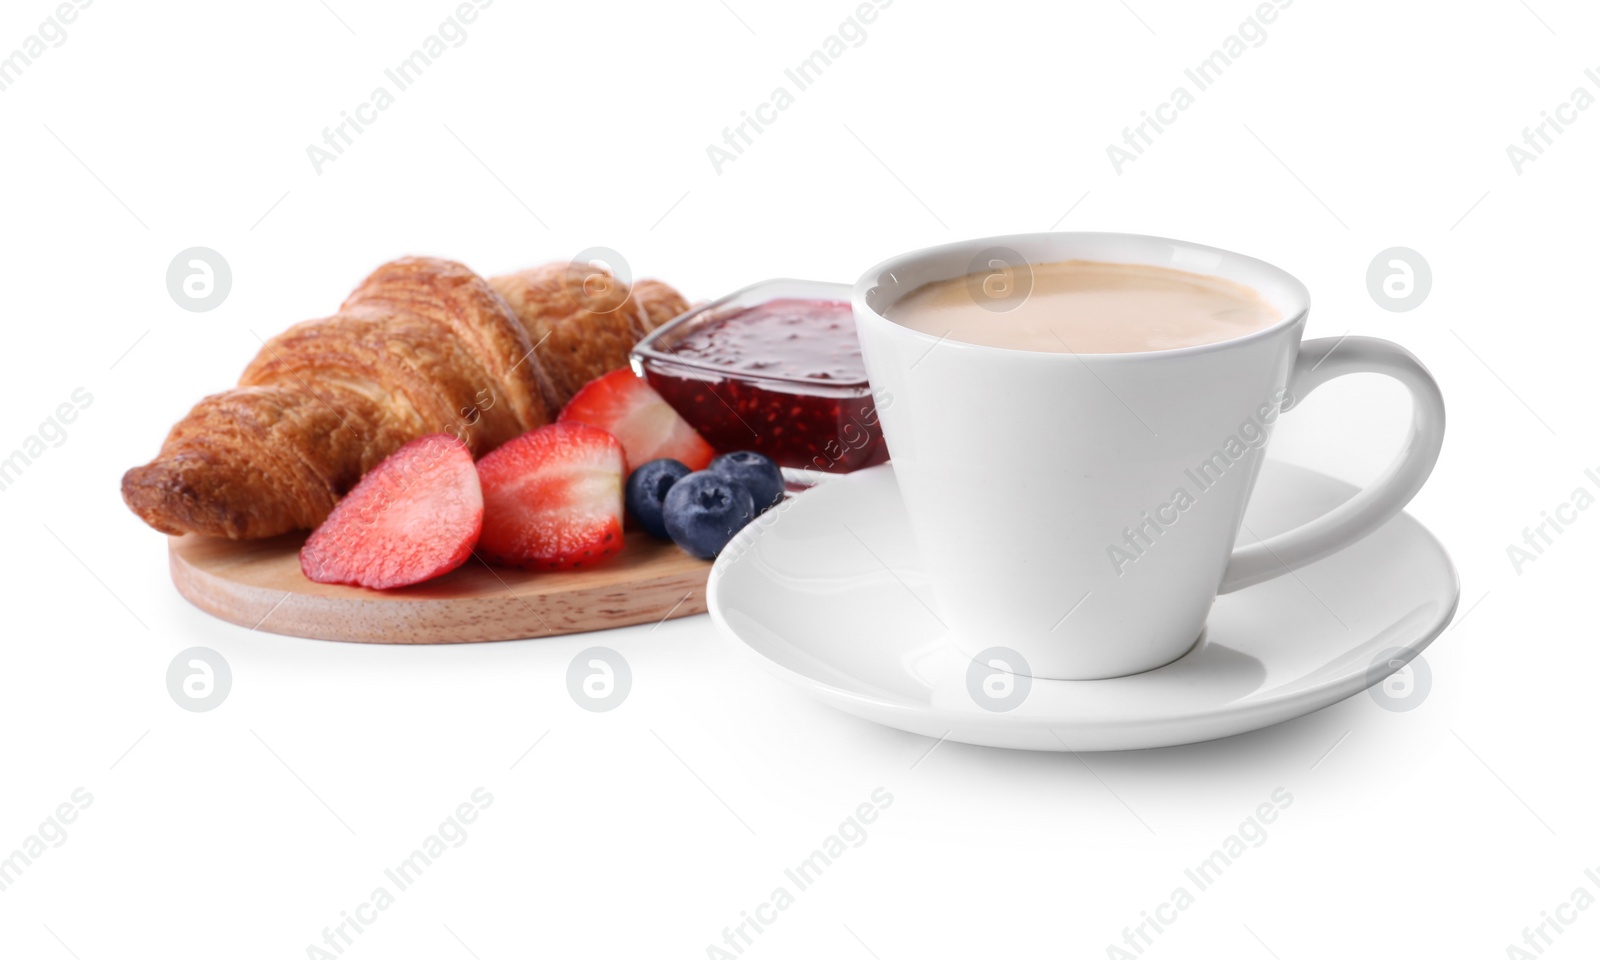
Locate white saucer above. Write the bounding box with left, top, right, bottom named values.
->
left=708, top=461, right=1459, bottom=751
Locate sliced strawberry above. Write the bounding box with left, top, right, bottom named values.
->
left=301, top=433, right=482, bottom=590
left=558, top=368, right=715, bottom=472
left=476, top=422, right=626, bottom=570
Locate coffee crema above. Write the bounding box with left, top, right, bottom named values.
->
left=884, top=259, right=1282, bottom=354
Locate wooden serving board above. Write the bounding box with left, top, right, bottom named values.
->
left=169, top=532, right=712, bottom=644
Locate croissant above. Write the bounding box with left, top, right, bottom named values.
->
left=488, top=264, right=688, bottom=408
left=123, top=256, right=686, bottom=540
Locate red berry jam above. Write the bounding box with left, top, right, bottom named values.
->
left=633, top=285, right=890, bottom=475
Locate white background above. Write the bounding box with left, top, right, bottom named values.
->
left=1, top=0, right=1596, bottom=957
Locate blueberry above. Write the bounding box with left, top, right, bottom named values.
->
left=709, top=451, right=784, bottom=514
left=625, top=458, right=691, bottom=540
left=663, top=471, right=756, bottom=560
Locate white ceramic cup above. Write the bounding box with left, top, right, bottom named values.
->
left=852, top=233, right=1445, bottom=681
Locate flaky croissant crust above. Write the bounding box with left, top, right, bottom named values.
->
left=488, top=263, right=687, bottom=409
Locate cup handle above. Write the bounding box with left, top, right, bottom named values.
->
left=1218, top=336, right=1446, bottom=594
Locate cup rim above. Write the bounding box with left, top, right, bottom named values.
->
left=851, top=231, right=1312, bottom=362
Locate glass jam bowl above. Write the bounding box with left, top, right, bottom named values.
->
left=630, top=279, right=890, bottom=481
